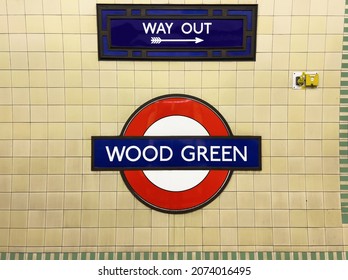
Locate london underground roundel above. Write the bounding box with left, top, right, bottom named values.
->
left=92, top=94, right=262, bottom=213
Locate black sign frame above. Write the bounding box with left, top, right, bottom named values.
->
left=97, top=4, right=258, bottom=61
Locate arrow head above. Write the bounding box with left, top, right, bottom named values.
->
left=195, top=37, right=204, bottom=44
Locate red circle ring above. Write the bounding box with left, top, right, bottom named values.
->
left=120, top=94, right=233, bottom=213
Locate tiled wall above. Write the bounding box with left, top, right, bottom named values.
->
left=0, top=0, right=347, bottom=259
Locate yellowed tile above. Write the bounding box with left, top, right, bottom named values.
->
left=273, top=16, right=291, bottom=34
left=327, top=16, right=344, bottom=33
left=307, top=210, right=325, bottom=227
left=290, top=35, right=308, bottom=52
left=27, top=229, right=45, bottom=246
left=238, top=228, right=255, bottom=246
left=99, top=210, right=116, bottom=228
left=324, top=53, right=341, bottom=70
left=272, top=53, right=290, bottom=70
left=152, top=228, right=168, bottom=246
left=30, top=71, right=47, bottom=87
left=98, top=228, right=116, bottom=246
left=291, top=228, right=308, bottom=246
left=8, top=15, right=26, bottom=33
left=256, top=228, right=273, bottom=245
left=81, top=210, right=98, bottom=227
left=134, top=228, right=151, bottom=246
left=203, top=228, right=220, bottom=245
left=325, top=228, right=343, bottom=246
left=29, top=193, right=46, bottom=209
left=271, top=71, right=289, bottom=88
left=254, top=71, right=271, bottom=88
left=292, top=0, right=311, bottom=15
left=289, top=192, right=306, bottom=209
left=324, top=192, right=340, bottom=209
left=309, top=16, right=327, bottom=34
left=201, top=210, right=218, bottom=227
left=80, top=228, right=98, bottom=246
left=133, top=210, right=151, bottom=227
left=7, top=0, right=25, bottom=14
left=328, top=0, right=345, bottom=15
left=9, top=229, right=27, bottom=246
left=257, top=16, right=273, bottom=34
left=272, top=192, right=289, bottom=209
left=291, top=16, right=309, bottom=34
left=28, top=211, right=45, bottom=228
left=255, top=210, right=272, bottom=227
left=184, top=228, right=202, bottom=245
left=308, top=35, right=326, bottom=52
left=10, top=211, right=27, bottom=227
left=257, top=35, right=273, bottom=52
left=220, top=228, right=238, bottom=246
left=325, top=210, right=342, bottom=227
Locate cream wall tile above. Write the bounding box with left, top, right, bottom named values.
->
left=80, top=16, right=97, bottom=33
left=0, top=70, right=11, bottom=87
left=80, top=228, right=98, bottom=246
left=0, top=34, right=9, bottom=51
left=202, top=71, right=218, bottom=88
left=309, top=16, right=327, bottom=34
left=258, top=0, right=274, bottom=15
left=28, top=53, right=46, bottom=69
left=274, top=0, right=293, bottom=15
left=62, top=16, right=80, bottom=33
left=9, top=229, right=26, bottom=246
left=308, top=228, right=325, bottom=246
left=257, top=35, right=273, bottom=52
left=7, top=0, right=25, bottom=14
left=0, top=211, right=10, bottom=229
left=45, top=34, right=63, bottom=51
left=272, top=53, right=290, bottom=70
left=291, top=228, right=308, bottom=246
left=44, top=16, right=62, bottom=33
left=12, top=71, right=29, bottom=87
left=42, top=0, right=61, bottom=14
left=26, top=15, right=44, bottom=33
left=327, top=16, right=344, bottom=34
left=325, top=35, right=343, bottom=52
left=292, top=0, right=311, bottom=15
left=303, top=52, right=325, bottom=70
left=81, top=35, right=97, bottom=52
left=98, top=228, right=116, bottom=246
left=325, top=228, right=343, bottom=246
left=324, top=53, right=342, bottom=70
left=203, top=228, right=220, bottom=246
left=63, top=34, right=81, bottom=51
left=291, top=16, right=309, bottom=34
left=290, top=35, right=308, bottom=52
left=271, top=71, right=289, bottom=88
left=8, top=16, right=26, bottom=33
left=308, top=35, right=326, bottom=52
left=273, top=17, right=291, bottom=34
left=257, top=16, right=273, bottom=34
left=328, top=0, right=345, bottom=15
left=61, top=0, right=79, bottom=14
left=310, top=0, right=328, bottom=15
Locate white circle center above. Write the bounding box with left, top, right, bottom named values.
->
left=143, top=115, right=209, bottom=192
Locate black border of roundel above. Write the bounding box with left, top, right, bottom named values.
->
left=91, top=94, right=260, bottom=214
left=96, top=4, right=258, bottom=61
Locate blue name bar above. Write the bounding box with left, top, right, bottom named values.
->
left=91, top=136, right=262, bottom=170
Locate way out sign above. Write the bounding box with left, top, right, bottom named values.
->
left=92, top=95, right=262, bottom=213
left=97, top=4, right=258, bottom=60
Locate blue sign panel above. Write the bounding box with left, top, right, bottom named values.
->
left=97, top=4, right=258, bottom=60
left=92, top=136, right=262, bottom=170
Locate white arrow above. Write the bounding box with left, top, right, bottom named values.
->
left=151, top=37, right=204, bottom=44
